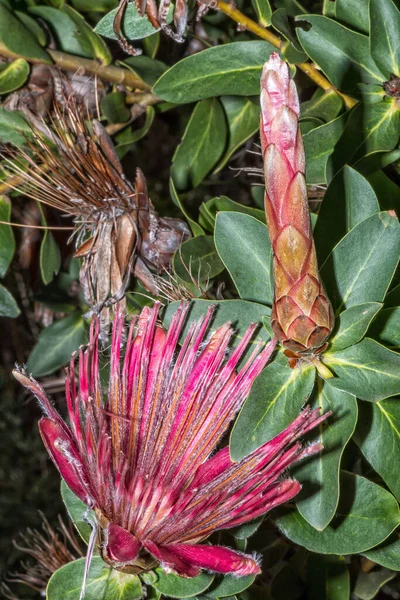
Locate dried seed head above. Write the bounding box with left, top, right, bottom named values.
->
left=2, top=513, right=82, bottom=597
left=1, top=97, right=190, bottom=338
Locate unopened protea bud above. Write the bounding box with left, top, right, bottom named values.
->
left=260, top=53, right=334, bottom=357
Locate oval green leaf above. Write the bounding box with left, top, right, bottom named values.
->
left=214, top=212, right=272, bottom=305
left=0, top=58, right=29, bottom=94
left=363, top=533, right=400, bottom=571
left=27, top=312, right=88, bottom=377
left=47, top=557, right=143, bottom=600
left=0, top=4, right=51, bottom=63
left=314, top=166, right=380, bottom=265
left=329, top=302, right=382, bottom=351
left=0, top=283, right=20, bottom=318
left=153, top=41, right=276, bottom=105
left=370, top=0, right=400, bottom=77
left=230, top=360, right=316, bottom=461
left=296, top=15, right=384, bottom=91
left=354, top=399, right=400, bottom=500
left=61, top=480, right=94, bottom=544
left=205, top=574, right=255, bottom=598
left=295, top=382, right=357, bottom=531
left=151, top=569, right=213, bottom=598
left=368, top=307, right=400, bottom=349
left=172, top=98, right=227, bottom=190
left=320, top=212, right=400, bottom=313
left=94, top=2, right=161, bottom=40
left=275, top=471, right=400, bottom=554
left=325, top=338, right=400, bottom=402
left=0, top=196, right=15, bottom=278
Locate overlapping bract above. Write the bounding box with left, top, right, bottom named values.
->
left=14, top=303, right=328, bottom=578
left=260, top=53, right=334, bottom=355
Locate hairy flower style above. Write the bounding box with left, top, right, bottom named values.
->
left=14, top=303, right=328, bottom=578
left=2, top=100, right=190, bottom=339
left=260, top=53, right=334, bottom=356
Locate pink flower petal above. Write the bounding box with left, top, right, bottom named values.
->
left=144, top=540, right=201, bottom=578
left=106, top=523, right=142, bottom=562
left=165, top=543, right=260, bottom=576
left=39, top=418, right=94, bottom=506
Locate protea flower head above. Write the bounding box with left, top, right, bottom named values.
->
left=14, top=303, right=329, bottom=578
left=260, top=53, right=334, bottom=358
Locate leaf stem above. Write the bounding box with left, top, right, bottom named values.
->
left=0, top=41, right=152, bottom=91
left=214, top=0, right=357, bottom=109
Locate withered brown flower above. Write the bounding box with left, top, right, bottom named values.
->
left=1, top=513, right=82, bottom=599
left=2, top=98, right=190, bottom=341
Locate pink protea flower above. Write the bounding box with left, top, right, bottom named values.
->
left=14, top=303, right=328, bottom=578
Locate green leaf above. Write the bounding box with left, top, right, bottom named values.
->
left=101, top=91, right=130, bottom=124
left=314, top=166, right=380, bottom=265
left=363, top=534, right=400, bottom=571
left=40, top=230, right=61, bottom=286
left=0, top=196, right=15, bottom=277
left=61, top=480, right=94, bottom=544
left=215, top=96, right=260, bottom=172
left=200, top=196, right=265, bottom=231
left=214, top=212, right=272, bottom=305
left=169, top=178, right=204, bottom=237
left=303, top=114, right=348, bottom=184
left=325, top=338, right=400, bottom=402
left=28, top=312, right=88, bottom=377
left=71, top=0, right=117, bottom=12
left=47, top=557, right=143, bottom=600
left=295, top=383, right=357, bottom=531
left=115, top=106, right=155, bottom=159
left=0, top=4, right=51, bottom=63
left=173, top=235, right=225, bottom=284
left=206, top=575, right=255, bottom=598
left=153, top=41, right=276, bottom=105
left=0, top=283, right=19, bottom=317
left=163, top=300, right=271, bottom=358
left=354, top=399, right=400, bottom=500
left=94, top=2, right=164, bottom=40
left=123, top=55, right=167, bottom=86
left=329, top=101, right=400, bottom=171
left=29, top=6, right=94, bottom=58
left=15, top=11, right=47, bottom=46
left=274, top=471, right=400, bottom=554
left=230, top=361, right=316, bottom=461
left=296, top=15, right=384, bottom=91
left=368, top=307, right=400, bottom=349
left=335, top=0, right=369, bottom=34
left=271, top=8, right=308, bottom=63
left=0, top=58, right=29, bottom=94
left=370, top=0, right=400, bottom=77
left=329, top=303, right=382, bottom=351
left=306, top=555, right=350, bottom=600
left=151, top=569, right=214, bottom=598
left=300, top=89, right=343, bottom=123
left=320, top=212, right=400, bottom=312
left=0, top=107, right=31, bottom=146
left=251, top=0, right=272, bottom=26
left=61, top=4, right=112, bottom=64
left=172, top=98, right=227, bottom=190
left=353, top=568, right=396, bottom=600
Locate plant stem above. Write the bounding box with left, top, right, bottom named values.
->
left=0, top=42, right=152, bottom=91
left=214, top=0, right=357, bottom=109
